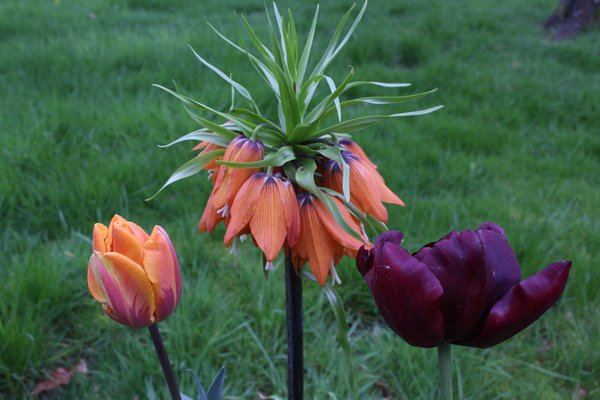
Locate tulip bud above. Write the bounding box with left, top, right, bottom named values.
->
left=87, top=215, right=182, bottom=328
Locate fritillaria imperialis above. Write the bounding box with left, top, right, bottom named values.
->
left=152, top=1, right=440, bottom=285
left=357, top=223, right=571, bottom=348
left=87, top=215, right=182, bottom=328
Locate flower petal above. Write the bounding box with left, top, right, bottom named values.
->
left=88, top=254, right=108, bottom=303
left=249, top=176, right=288, bottom=261
left=224, top=173, right=265, bottom=245
left=416, top=229, right=490, bottom=341
left=477, top=223, right=522, bottom=304
left=211, top=137, right=264, bottom=210
left=92, top=223, right=108, bottom=253
left=89, top=252, right=155, bottom=328
left=315, top=195, right=365, bottom=254
left=293, top=194, right=339, bottom=285
left=110, top=224, right=145, bottom=265
left=340, top=139, right=378, bottom=170
left=142, top=226, right=182, bottom=322
left=366, top=241, right=445, bottom=347
left=462, top=260, right=571, bottom=348
left=280, top=178, right=301, bottom=247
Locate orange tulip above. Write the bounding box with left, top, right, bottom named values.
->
left=320, top=150, right=404, bottom=223
left=224, top=173, right=300, bottom=268
left=291, top=192, right=366, bottom=286
left=87, top=215, right=182, bottom=328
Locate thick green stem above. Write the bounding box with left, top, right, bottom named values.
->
left=437, top=342, right=453, bottom=400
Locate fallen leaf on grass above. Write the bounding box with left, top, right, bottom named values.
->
left=33, top=359, right=88, bottom=395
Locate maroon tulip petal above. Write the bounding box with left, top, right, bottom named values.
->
left=415, top=224, right=523, bottom=342
left=366, top=241, right=445, bottom=348
left=478, top=223, right=521, bottom=304
left=416, top=229, right=489, bottom=341
left=462, top=260, right=571, bottom=348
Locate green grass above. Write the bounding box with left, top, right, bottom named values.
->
left=1, top=0, right=599, bottom=398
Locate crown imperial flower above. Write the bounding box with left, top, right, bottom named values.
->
left=153, top=1, right=440, bottom=284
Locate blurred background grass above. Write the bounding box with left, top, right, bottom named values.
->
left=1, top=0, right=598, bottom=398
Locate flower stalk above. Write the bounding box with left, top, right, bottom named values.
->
left=437, top=342, right=452, bottom=400
left=285, top=252, right=303, bottom=400
left=148, top=323, right=181, bottom=400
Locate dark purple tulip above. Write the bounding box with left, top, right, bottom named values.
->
left=357, top=223, right=571, bottom=348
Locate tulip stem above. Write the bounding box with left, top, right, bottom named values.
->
left=285, top=253, right=303, bottom=400
left=148, top=323, right=181, bottom=400
left=437, top=342, right=453, bottom=400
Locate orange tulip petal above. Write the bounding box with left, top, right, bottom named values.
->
left=89, top=252, right=155, bottom=328
left=142, top=226, right=182, bottom=322
left=88, top=255, right=108, bottom=303
left=111, top=224, right=145, bottom=265
left=92, top=223, right=108, bottom=253
left=123, top=220, right=150, bottom=245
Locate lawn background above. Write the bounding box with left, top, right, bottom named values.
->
left=1, top=0, right=599, bottom=398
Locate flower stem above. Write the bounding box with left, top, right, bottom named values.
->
left=437, top=342, right=453, bottom=400
left=148, top=323, right=181, bottom=400
left=285, top=253, right=303, bottom=400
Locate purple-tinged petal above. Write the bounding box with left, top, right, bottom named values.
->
left=374, top=230, right=404, bottom=247
left=462, top=260, right=571, bottom=348
left=478, top=224, right=521, bottom=304
left=89, top=252, right=155, bottom=328
left=416, top=229, right=490, bottom=341
left=356, top=245, right=373, bottom=276
left=366, top=242, right=445, bottom=348
left=358, top=231, right=403, bottom=276
left=142, top=226, right=182, bottom=322
left=478, top=222, right=506, bottom=240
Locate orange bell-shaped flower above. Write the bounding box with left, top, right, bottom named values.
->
left=224, top=173, right=300, bottom=267
left=291, top=192, right=366, bottom=286
left=87, top=215, right=182, bottom=328
left=320, top=150, right=404, bottom=223
left=199, top=136, right=264, bottom=233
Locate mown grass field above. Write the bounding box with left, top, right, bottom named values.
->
left=1, top=0, right=599, bottom=398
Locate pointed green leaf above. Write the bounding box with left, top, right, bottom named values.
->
left=147, top=149, right=225, bottom=200
left=153, top=84, right=256, bottom=137
left=217, top=145, right=295, bottom=168
left=297, top=5, right=319, bottom=87
left=206, top=368, right=225, bottom=400
left=324, top=285, right=357, bottom=399
left=390, top=105, right=444, bottom=117
left=324, top=75, right=342, bottom=122
left=158, top=131, right=230, bottom=148
left=185, top=369, right=207, bottom=400
left=344, top=80, right=411, bottom=90
left=315, top=146, right=350, bottom=202
left=188, top=45, right=256, bottom=106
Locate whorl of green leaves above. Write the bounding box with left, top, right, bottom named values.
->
left=152, top=1, right=441, bottom=237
